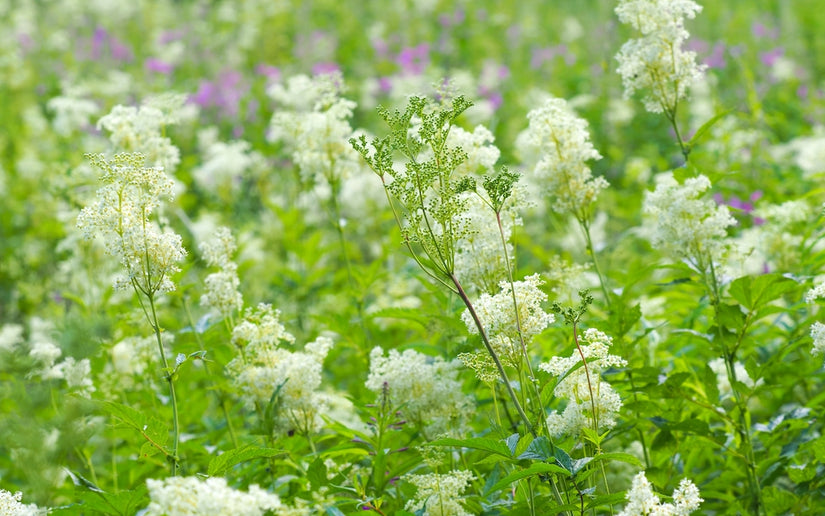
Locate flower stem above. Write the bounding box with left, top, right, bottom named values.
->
left=147, top=292, right=181, bottom=476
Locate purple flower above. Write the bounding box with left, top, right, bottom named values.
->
left=255, top=64, right=281, bottom=83
left=92, top=26, right=107, bottom=59
left=312, top=62, right=340, bottom=75
left=145, top=58, right=174, bottom=75
left=704, top=42, right=727, bottom=69
left=110, top=37, right=134, bottom=62
left=759, top=47, right=784, bottom=67
left=396, top=44, right=429, bottom=75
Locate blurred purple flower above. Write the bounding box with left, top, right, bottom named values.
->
left=145, top=58, right=174, bottom=75
left=110, top=37, right=134, bottom=62
left=531, top=44, right=574, bottom=69
left=255, top=64, right=281, bottom=83
left=160, top=29, right=185, bottom=44
left=759, top=47, right=784, bottom=67
left=752, top=22, right=779, bottom=40
left=397, top=44, right=429, bottom=75
left=190, top=70, right=249, bottom=119
left=705, top=42, right=727, bottom=69
left=312, top=62, right=340, bottom=75
left=378, top=76, right=392, bottom=93
left=92, top=26, right=107, bottom=59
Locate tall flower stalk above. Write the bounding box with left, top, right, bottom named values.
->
left=77, top=152, right=187, bottom=475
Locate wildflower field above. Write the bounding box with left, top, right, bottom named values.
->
left=3, top=0, right=825, bottom=514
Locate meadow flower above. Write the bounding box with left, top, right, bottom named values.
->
left=199, top=227, right=243, bottom=320
left=192, top=127, right=266, bottom=194
left=615, top=0, right=707, bottom=115
left=0, top=489, right=41, bottom=516
left=144, top=476, right=281, bottom=516
left=227, top=305, right=332, bottom=434
left=810, top=322, right=825, bottom=356
left=0, top=324, right=24, bottom=352
left=642, top=173, right=736, bottom=271
left=46, top=93, right=99, bottom=136
left=540, top=328, right=627, bottom=437
left=462, top=274, right=555, bottom=366
left=366, top=347, right=472, bottom=435
left=518, top=97, right=607, bottom=221
left=76, top=153, right=187, bottom=294
left=618, top=472, right=703, bottom=515
left=404, top=469, right=475, bottom=516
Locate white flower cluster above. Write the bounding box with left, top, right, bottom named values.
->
left=227, top=304, right=332, bottom=434
left=618, top=472, right=703, bottom=516
left=404, top=469, right=475, bottom=516
left=454, top=192, right=522, bottom=295
left=366, top=347, right=472, bottom=435
left=518, top=97, right=608, bottom=219
left=615, top=0, right=707, bottom=114
left=143, top=476, right=281, bottom=516
left=806, top=284, right=825, bottom=356
left=642, top=174, right=736, bottom=270
left=707, top=358, right=760, bottom=400
left=446, top=125, right=500, bottom=177
left=771, top=127, right=825, bottom=178
left=736, top=200, right=811, bottom=274
left=0, top=489, right=41, bottom=516
left=97, top=93, right=190, bottom=174
left=98, top=333, right=168, bottom=393
left=46, top=90, right=99, bottom=136
left=268, top=73, right=361, bottom=187
left=462, top=274, right=554, bottom=366
left=199, top=227, right=243, bottom=320
left=539, top=328, right=627, bottom=437
left=192, top=127, right=266, bottom=194
left=26, top=317, right=95, bottom=397
left=77, top=153, right=187, bottom=294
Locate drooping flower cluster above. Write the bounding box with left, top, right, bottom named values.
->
left=199, top=227, right=243, bottom=321
left=268, top=73, right=361, bottom=188
left=227, top=304, right=333, bottom=435
left=642, top=173, right=736, bottom=271
left=404, top=469, right=475, bottom=516
left=618, top=472, right=703, bottom=515
left=539, top=328, right=627, bottom=437
left=615, top=0, right=707, bottom=115
left=143, top=476, right=282, bottom=516
left=0, top=489, right=41, bottom=516
left=462, top=274, right=555, bottom=367
left=76, top=153, right=186, bottom=294
left=518, top=97, right=607, bottom=220
left=366, top=347, right=472, bottom=435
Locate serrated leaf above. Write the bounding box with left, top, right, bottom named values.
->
left=728, top=273, right=797, bottom=311
left=505, top=433, right=520, bottom=456
left=207, top=445, right=287, bottom=476
left=427, top=437, right=510, bottom=457
left=308, top=458, right=328, bottom=490
left=487, top=462, right=571, bottom=493
left=554, top=447, right=573, bottom=472
left=517, top=436, right=553, bottom=461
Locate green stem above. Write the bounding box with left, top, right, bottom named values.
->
left=580, top=219, right=611, bottom=310
left=147, top=292, right=180, bottom=476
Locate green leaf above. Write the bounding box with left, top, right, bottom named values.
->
left=487, top=462, right=571, bottom=493
left=62, top=471, right=148, bottom=516
left=701, top=364, right=720, bottom=402
left=207, top=445, right=287, bottom=476
left=686, top=109, right=734, bottom=151
left=308, top=458, right=328, bottom=490
left=427, top=437, right=511, bottom=458
left=99, top=400, right=168, bottom=455
left=517, top=436, right=553, bottom=461
left=586, top=492, right=629, bottom=510
left=728, top=273, right=797, bottom=311
left=505, top=433, right=520, bottom=456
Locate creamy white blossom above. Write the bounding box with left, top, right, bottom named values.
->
left=615, top=0, right=707, bottom=114
left=366, top=347, right=472, bottom=435
left=0, top=489, right=41, bottom=516
left=618, top=472, right=703, bottom=515
left=76, top=153, right=187, bottom=294
left=462, top=274, right=554, bottom=366
left=540, top=328, right=627, bottom=437
left=642, top=173, right=736, bottom=270
left=404, top=469, right=475, bottom=516
left=144, top=476, right=281, bottom=516
left=199, top=227, right=243, bottom=318
left=518, top=97, right=607, bottom=219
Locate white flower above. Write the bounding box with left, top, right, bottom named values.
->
left=811, top=322, right=825, bottom=356
left=144, top=476, right=281, bottom=516
left=462, top=274, right=554, bottom=366
left=366, top=347, right=472, bottom=435
left=518, top=97, right=607, bottom=219
left=77, top=153, right=187, bottom=294
left=199, top=227, right=243, bottom=318
left=404, top=470, right=475, bottom=516
left=642, top=173, right=736, bottom=269
left=540, top=328, right=627, bottom=437
left=618, top=472, right=702, bottom=515
left=615, top=0, right=707, bottom=115
left=0, top=489, right=41, bottom=516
